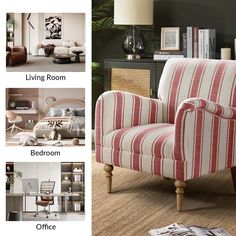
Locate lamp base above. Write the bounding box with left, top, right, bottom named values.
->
left=122, top=25, right=144, bottom=59
left=127, top=54, right=141, bottom=60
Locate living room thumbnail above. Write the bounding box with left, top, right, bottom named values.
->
left=6, top=13, right=86, bottom=72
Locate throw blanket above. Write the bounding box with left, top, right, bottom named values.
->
left=34, top=116, right=85, bottom=138
left=43, top=44, right=55, bottom=57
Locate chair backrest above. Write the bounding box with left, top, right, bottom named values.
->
left=5, top=111, right=17, bottom=122
left=158, top=58, right=236, bottom=123
left=40, top=181, right=55, bottom=203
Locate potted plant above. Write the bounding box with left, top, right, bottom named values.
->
left=7, top=171, right=23, bottom=193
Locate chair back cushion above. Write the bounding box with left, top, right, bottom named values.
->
left=40, top=181, right=55, bottom=203
left=158, top=58, right=236, bottom=123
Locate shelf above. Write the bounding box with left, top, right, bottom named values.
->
left=8, top=94, right=24, bottom=96
left=9, top=109, right=38, bottom=115
left=6, top=172, right=14, bottom=175
left=61, top=162, right=84, bottom=213
left=61, top=172, right=72, bottom=175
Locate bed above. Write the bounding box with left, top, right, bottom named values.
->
left=33, top=99, right=85, bottom=139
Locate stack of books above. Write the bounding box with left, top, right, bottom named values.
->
left=153, top=50, right=184, bottom=61
left=184, top=26, right=216, bottom=59
left=148, top=223, right=232, bottom=236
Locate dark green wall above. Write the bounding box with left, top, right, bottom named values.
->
left=93, top=0, right=236, bottom=64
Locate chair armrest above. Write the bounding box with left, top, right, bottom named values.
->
left=174, top=98, right=236, bottom=180
left=6, top=51, right=11, bottom=66
left=176, top=98, right=236, bottom=120
left=6, top=46, right=11, bottom=52
left=95, top=91, right=164, bottom=137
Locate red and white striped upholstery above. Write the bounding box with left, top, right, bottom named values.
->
left=158, top=58, right=236, bottom=123
left=95, top=58, right=236, bottom=181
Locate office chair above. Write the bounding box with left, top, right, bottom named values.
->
left=34, top=181, right=56, bottom=218
left=5, top=111, right=24, bottom=133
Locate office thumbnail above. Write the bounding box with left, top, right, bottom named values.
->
left=6, top=162, right=85, bottom=221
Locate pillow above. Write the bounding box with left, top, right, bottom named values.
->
left=61, top=108, right=74, bottom=116
left=69, top=107, right=85, bottom=117
left=75, top=42, right=82, bottom=46
left=49, top=108, right=62, bottom=117
left=62, top=41, right=75, bottom=47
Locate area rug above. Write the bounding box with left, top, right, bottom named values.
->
left=6, top=131, right=85, bottom=147
left=6, top=55, right=85, bottom=72
left=92, top=153, right=236, bottom=236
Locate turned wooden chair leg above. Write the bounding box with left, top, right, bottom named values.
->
left=104, top=164, right=114, bottom=193
left=231, top=167, right=236, bottom=192
left=174, top=180, right=186, bottom=212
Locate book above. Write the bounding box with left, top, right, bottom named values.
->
left=204, top=29, right=216, bottom=59
left=153, top=54, right=184, bottom=61
left=187, top=26, right=193, bottom=58
left=148, top=223, right=232, bottom=236
left=182, top=33, right=187, bottom=57
left=198, top=29, right=205, bottom=58
left=193, top=27, right=199, bottom=58
left=154, top=50, right=183, bottom=55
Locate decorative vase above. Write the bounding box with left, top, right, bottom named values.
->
left=122, top=25, right=144, bottom=59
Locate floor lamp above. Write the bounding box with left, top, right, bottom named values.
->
left=114, top=0, right=153, bottom=59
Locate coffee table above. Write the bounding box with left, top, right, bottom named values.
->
left=72, top=51, right=83, bottom=63
left=53, top=54, right=74, bottom=64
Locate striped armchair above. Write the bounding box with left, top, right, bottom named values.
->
left=95, top=58, right=236, bottom=211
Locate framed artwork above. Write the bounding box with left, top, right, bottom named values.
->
left=45, top=16, right=62, bottom=39
left=160, top=27, right=180, bottom=51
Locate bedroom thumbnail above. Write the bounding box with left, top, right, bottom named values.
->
left=5, top=88, right=85, bottom=147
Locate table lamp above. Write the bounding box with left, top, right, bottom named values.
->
left=114, top=0, right=153, bottom=59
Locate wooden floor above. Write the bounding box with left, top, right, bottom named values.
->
left=92, top=154, right=236, bottom=236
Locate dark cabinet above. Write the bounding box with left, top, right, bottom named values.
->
left=104, top=58, right=166, bottom=98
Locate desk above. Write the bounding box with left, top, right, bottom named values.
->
left=6, top=192, right=80, bottom=217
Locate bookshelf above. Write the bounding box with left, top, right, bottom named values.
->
left=61, top=162, right=85, bottom=212
left=6, top=88, right=40, bottom=129
left=6, top=13, right=14, bottom=47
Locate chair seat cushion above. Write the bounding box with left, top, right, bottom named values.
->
left=104, top=123, right=175, bottom=160
left=35, top=201, right=50, bottom=207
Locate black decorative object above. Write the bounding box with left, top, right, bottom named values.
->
left=122, top=25, right=144, bottom=59
left=45, top=16, right=62, bottom=39
left=45, top=120, right=63, bottom=140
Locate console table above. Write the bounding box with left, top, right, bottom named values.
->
left=104, top=58, right=166, bottom=98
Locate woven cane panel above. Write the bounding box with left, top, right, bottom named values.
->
left=111, top=68, right=151, bottom=97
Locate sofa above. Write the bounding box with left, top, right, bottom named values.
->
left=6, top=46, right=27, bottom=67
left=33, top=40, right=85, bottom=56
left=95, top=58, right=236, bottom=211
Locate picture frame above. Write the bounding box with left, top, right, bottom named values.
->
left=160, top=27, right=180, bottom=51
left=45, top=15, right=62, bottom=39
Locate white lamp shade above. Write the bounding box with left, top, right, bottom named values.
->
left=114, top=0, right=153, bottom=25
